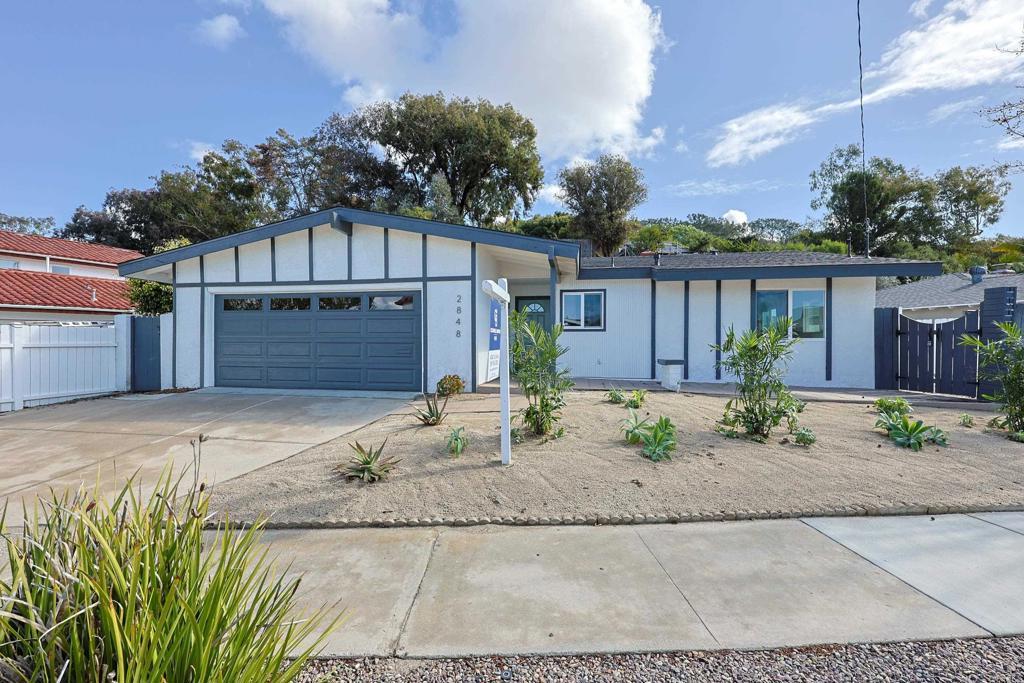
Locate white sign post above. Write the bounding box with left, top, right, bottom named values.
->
left=482, top=277, right=512, bottom=466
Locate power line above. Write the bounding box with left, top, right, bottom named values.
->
left=857, top=0, right=870, bottom=257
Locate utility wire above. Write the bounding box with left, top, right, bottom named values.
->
left=857, top=0, right=870, bottom=257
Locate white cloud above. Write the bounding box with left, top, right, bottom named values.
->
left=997, top=136, right=1024, bottom=150
left=721, top=209, right=748, bottom=224
left=260, top=0, right=667, bottom=160
left=909, top=0, right=935, bottom=18
left=673, top=125, right=689, bottom=153
left=195, top=13, right=245, bottom=49
left=927, top=95, right=985, bottom=122
left=187, top=140, right=216, bottom=162
left=217, top=0, right=253, bottom=10
left=706, top=0, right=1024, bottom=167
left=667, top=178, right=785, bottom=197
left=536, top=183, right=566, bottom=206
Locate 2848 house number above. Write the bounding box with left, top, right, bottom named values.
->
left=454, top=294, right=463, bottom=337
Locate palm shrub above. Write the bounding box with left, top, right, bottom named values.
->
left=961, top=322, right=1024, bottom=435
left=510, top=311, right=574, bottom=436
left=712, top=318, right=800, bottom=440
left=0, top=443, right=333, bottom=682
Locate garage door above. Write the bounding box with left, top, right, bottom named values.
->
left=214, top=291, right=421, bottom=390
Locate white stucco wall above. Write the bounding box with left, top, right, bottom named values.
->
left=830, top=276, right=875, bottom=388
left=173, top=287, right=201, bottom=388
left=203, top=248, right=235, bottom=282
left=425, top=280, right=473, bottom=390
left=654, top=281, right=684, bottom=383
left=351, top=224, right=385, bottom=279
left=237, top=241, right=272, bottom=282
left=389, top=229, right=422, bottom=279
left=686, top=280, right=718, bottom=381
left=274, top=231, right=310, bottom=281
left=312, top=224, right=348, bottom=280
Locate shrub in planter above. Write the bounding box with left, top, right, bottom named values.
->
left=712, top=318, right=800, bottom=440
left=436, top=374, right=465, bottom=397
left=961, top=322, right=1024, bottom=436
left=510, top=311, right=574, bottom=436
left=0, top=440, right=333, bottom=682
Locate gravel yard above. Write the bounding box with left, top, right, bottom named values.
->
left=299, top=637, right=1024, bottom=682
left=211, top=391, right=1024, bottom=525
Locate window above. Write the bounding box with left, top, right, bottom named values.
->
left=370, top=295, right=415, bottom=310
left=319, top=296, right=361, bottom=311
left=50, top=265, right=71, bottom=275
left=792, top=290, right=825, bottom=338
left=755, top=290, right=787, bottom=331
left=561, top=291, right=604, bottom=330
left=223, top=297, right=263, bottom=311
left=0, top=259, right=19, bottom=270
left=271, top=297, right=311, bottom=311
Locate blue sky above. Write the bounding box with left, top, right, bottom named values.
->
left=2, top=0, right=1023, bottom=235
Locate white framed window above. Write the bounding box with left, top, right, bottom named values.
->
left=561, top=290, right=605, bottom=331
left=50, top=265, right=71, bottom=275
left=755, top=288, right=826, bottom=340
left=0, top=259, right=19, bottom=270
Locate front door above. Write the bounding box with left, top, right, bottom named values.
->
left=515, top=296, right=551, bottom=329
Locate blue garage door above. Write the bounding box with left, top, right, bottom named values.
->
left=214, top=291, right=421, bottom=390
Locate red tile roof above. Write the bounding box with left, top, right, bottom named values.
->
left=0, top=270, right=133, bottom=312
left=0, top=230, right=142, bottom=265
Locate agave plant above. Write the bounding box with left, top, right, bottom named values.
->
left=0, top=439, right=336, bottom=682
left=639, top=415, right=677, bottom=462
left=885, top=415, right=947, bottom=451
left=414, top=392, right=449, bottom=426
left=342, top=439, right=400, bottom=482
left=606, top=388, right=625, bottom=404
left=620, top=408, right=650, bottom=445
left=624, top=389, right=648, bottom=409
left=447, top=426, right=468, bottom=457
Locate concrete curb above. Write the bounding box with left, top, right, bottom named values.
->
left=213, top=501, right=1024, bottom=531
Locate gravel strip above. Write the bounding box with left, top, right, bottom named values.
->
left=298, top=637, right=1024, bottom=682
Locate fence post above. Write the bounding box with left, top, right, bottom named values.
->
left=874, top=307, right=899, bottom=390
left=10, top=325, right=29, bottom=411
left=978, top=286, right=1017, bottom=400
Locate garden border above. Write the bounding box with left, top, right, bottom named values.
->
left=215, top=501, right=1024, bottom=530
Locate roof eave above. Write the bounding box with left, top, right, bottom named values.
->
left=579, top=261, right=943, bottom=281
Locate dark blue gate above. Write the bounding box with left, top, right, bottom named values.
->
left=131, top=316, right=161, bottom=392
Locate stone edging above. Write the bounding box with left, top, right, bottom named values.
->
left=215, top=501, right=1024, bottom=530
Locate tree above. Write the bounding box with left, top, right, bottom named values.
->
left=514, top=212, right=573, bottom=240
left=934, top=165, right=1010, bottom=245
left=62, top=189, right=165, bottom=253
left=359, top=93, right=544, bottom=226
left=630, top=223, right=666, bottom=253
left=748, top=217, right=802, bottom=242
left=558, top=154, right=647, bottom=256
left=685, top=213, right=745, bottom=239
left=126, top=238, right=191, bottom=315
left=985, top=31, right=1024, bottom=167
left=0, top=213, right=55, bottom=235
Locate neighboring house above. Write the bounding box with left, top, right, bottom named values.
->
left=876, top=267, right=1024, bottom=324
left=0, top=230, right=141, bottom=321
left=119, top=208, right=939, bottom=392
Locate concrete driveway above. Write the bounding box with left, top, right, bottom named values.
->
left=0, top=390, right=408, bottom=512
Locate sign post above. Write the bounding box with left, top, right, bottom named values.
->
left=482, top=277, right=512, bottom=465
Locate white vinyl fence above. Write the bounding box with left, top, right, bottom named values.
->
left=0, top=316, right=130, bottom=413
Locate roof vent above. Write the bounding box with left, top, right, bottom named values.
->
left=969, top=265, right=987, bottom=285
left=655, top=253, right=661, bottom=266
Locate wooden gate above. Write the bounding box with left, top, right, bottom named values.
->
left=876, top=309, right=979, bottom=398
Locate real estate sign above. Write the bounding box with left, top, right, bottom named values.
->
left=486, top=298, right=501, bottom=382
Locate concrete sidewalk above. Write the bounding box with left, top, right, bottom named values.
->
left=267, top=512, right=1024, bottom=658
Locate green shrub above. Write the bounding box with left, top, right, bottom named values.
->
left=874, top=397, right=912, bottom=416
left=436, top=374, right=465, bottom=397
left=447, top=426, right=468, bottom=456
left=959, top=413, right=975, bottom=428
left=510, top=311, right=574, bottom=436
left=606, top=388, right=625, bottom=404
left=620, top=408, right=650, bottom=445
left=878, top=414, right=947, bottom=452
left=1010, top=431, right=1024, bottom=443
left=342, top=439, right=399, bottom=482
left=793, top=427, right=816, bottom=446
left=624, top=389, right=648, bottom=409
left=639, top=416, right=677, bottom=461
left=0, top=440, right=333, bottom=682
left=962, top=322, right=1024, bottom=435
left=414, top=392, right=449, bottom=425
left=712, top=318, right=800, bottom=439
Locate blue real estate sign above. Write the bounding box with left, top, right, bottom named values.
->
left=486, top=298, right=501, bottom=382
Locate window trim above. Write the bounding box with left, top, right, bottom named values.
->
left=560, top=289, right=606, bottom=332
left=755, top=287, right=827, bottom=341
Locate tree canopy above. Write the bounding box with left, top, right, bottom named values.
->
left=558, top=154, right=647, bottom=256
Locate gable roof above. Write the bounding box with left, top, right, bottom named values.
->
left=0, top=270, right=132, bottom=312
left=876, top=272, right=1024, bottom=310
left=579, top=251, right=942, bottom=280
left=0, top=230, right=142, bottom=265
left=119, top=207, right=580, bottom=277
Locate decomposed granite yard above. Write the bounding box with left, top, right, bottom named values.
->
left=211, top=391, right=1024, bottom=526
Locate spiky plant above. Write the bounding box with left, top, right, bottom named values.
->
left=414, top=393, right=449, bottom=426
left=447, top=426, right=468, bottom=457
left=341, top=439, right=400, bottom=483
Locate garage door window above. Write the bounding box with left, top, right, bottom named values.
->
left=319, top=296, right=361, bottom=311
left=271, top=297, right=311, bottom=311
left=370, top=295, right=415, bottom=310
left=223, top=297, right=263, bottom=311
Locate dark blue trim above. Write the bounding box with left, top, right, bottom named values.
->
left=171, top=263, right=177, bottom=389
left=233, top=247, right=239, bottom=283
left=560, top=289, right=607, bottom=332
left=715, top=280, right=722, bottom=380
left=577, top=261, right=942, bottom=281
left=119, top=206, right=578, bottom=276
left=307, top=228, right=314, bottom=280
left=174, top=275, right=472, bottom=288
left=347, top=229, right=353, bottom=280
left=683, top=281, right=689, bottom=380
left=383, top=228, right=389, bottom=279
left=470, top=242, right=477, bottom=392
left=199, top=256, right=205, bottom=388
left=825, top=277, right=833, bottom=382
left=421, top=234, right=428, bottom=393
left=749, top=279, right=756, bottom=330
left=549, top=257, right=558, bottom=331
left=650, top=280, right=656, bottom=379
left=270, top=236, right=277, bottom=282
left=547, top=247, right=560, bottom=284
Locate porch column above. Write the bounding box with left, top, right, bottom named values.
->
left=548, top=247, right=558, bottom=332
